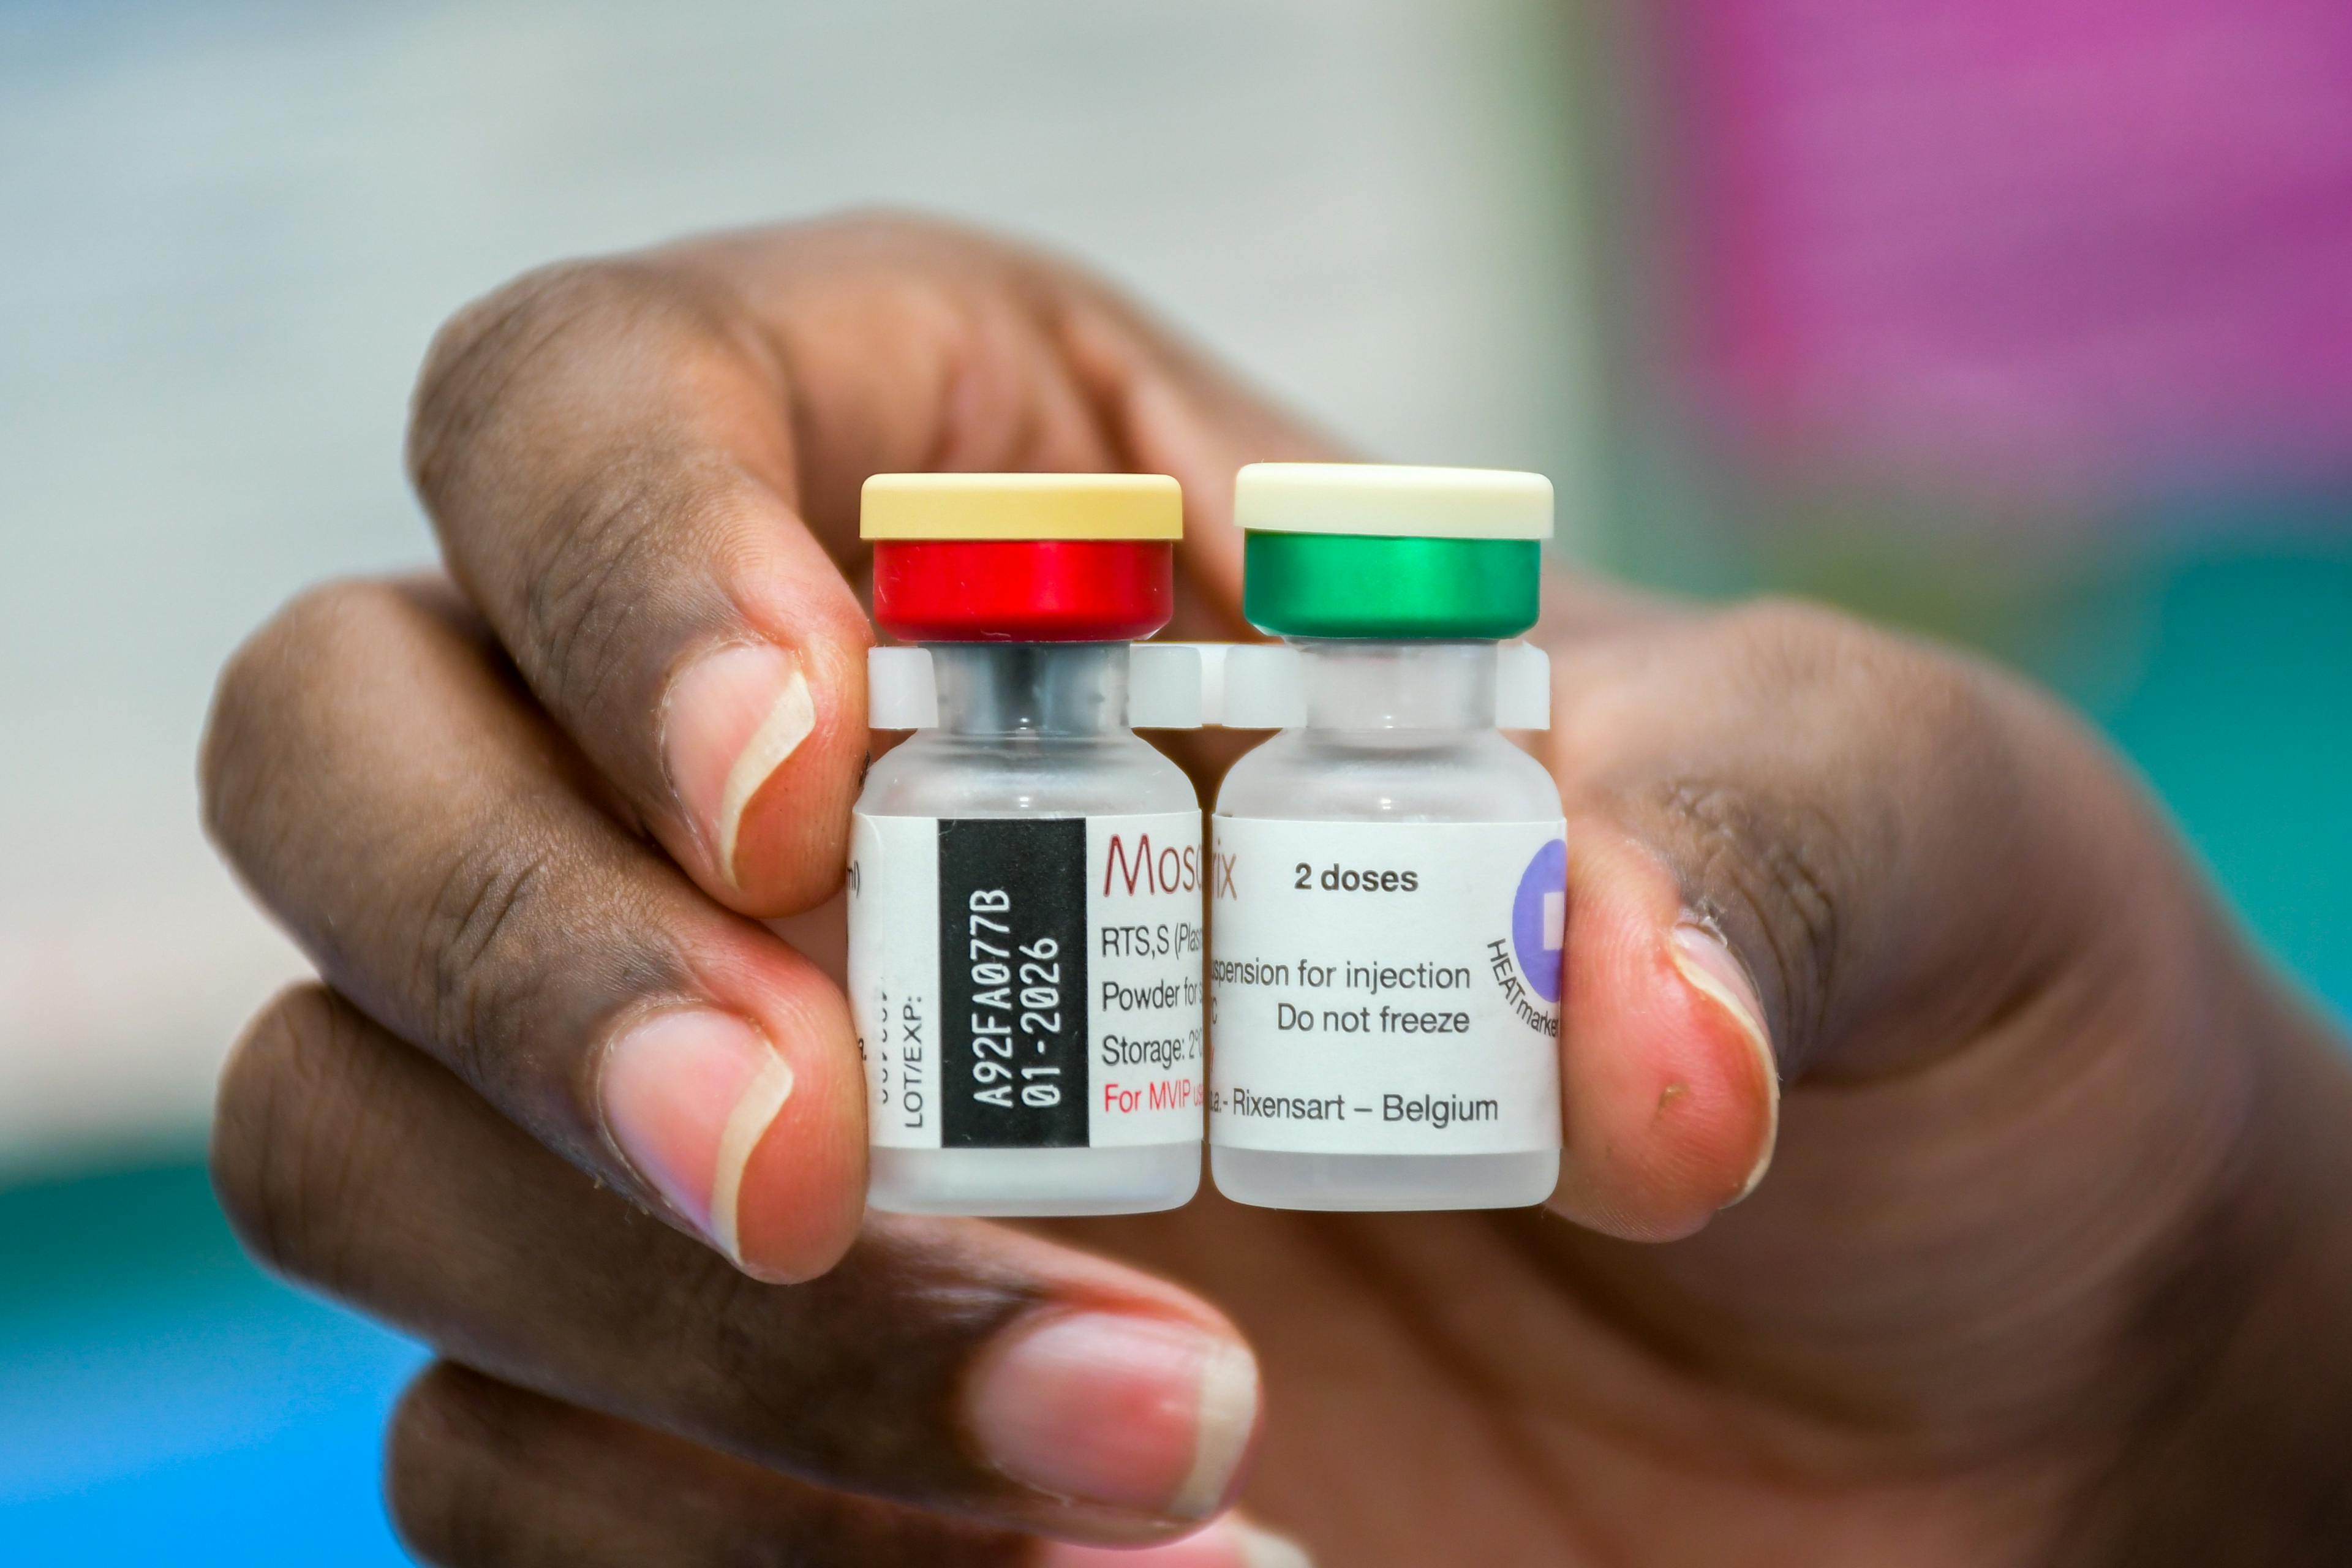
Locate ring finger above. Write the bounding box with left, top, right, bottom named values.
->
left=218, top=983, right=1262, bottom=1545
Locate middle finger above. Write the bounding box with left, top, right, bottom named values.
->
left=202, top=573, right=863, bottom=1280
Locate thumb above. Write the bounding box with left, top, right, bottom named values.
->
left=1539, top=600, right=2152, bottom=1240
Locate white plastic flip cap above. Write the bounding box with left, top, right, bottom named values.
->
left=1232, top=463, right=1555, bottom=540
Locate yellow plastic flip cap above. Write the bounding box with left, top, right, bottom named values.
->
left=861, top=473, right=1183, bottom=541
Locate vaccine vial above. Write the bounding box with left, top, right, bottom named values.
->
left=848, top=473, right=1207, bottom=1216
left=1208, top=464, right=1566, bottom=1211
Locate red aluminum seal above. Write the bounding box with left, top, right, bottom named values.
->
left=872, top=538, right=1174, bottom=642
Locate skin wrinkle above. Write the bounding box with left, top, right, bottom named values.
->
left=1640, top=724, right=2077, bottom=1094
left=1046, top=297, right=1142, bottom=467
left=327, top=591, right=791, bottom=1177
left=1042, top=296, right=1168, bottom=478
left=699, top=1242, right=1047, bottom=1501
left=524, top=443, right=717, bottom=736
left=949, top=284, right=1099, bottom=480
left=224, top=995, right=423, bottom=1323
left=2038, top=967, right=2318, bottom=1565
left=1553, top=1077, right=2045, bottom=1438
left=391, top=1363, right=1041, bottom=1568
left=409, top=259, right=701, bottom=513
left=1482, top=1209, right=2065, bottom=1568
left=1493, top=1209, right=1831, bottom=1466
left=405, top=802, right=693, bottom=1170
left=970, top=303, right=1060, bottom=477
left=1653, top=777, right=1845, bottom=1075
left=748, top=306, right=826, bottom=549
left=243, top=992, right=1044, bottom=1518
left=2060, top=1144, right=2272, bottom=1555
left=1312, top=1215, right=1623, bottom=1568
left=418, top=835, right=557, bottom=1087
left=1539, top=940, right=2246, bottom=1471
left=374, top=737, right=572, bottom=1083
left=405, top=262, right=602, bottom=501
left=416, top=271, right=856, bottom=897
left=669, top=252, right=802, bottom=440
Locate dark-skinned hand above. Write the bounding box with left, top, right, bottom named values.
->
left=201, top=215, right=2352, bottom=1567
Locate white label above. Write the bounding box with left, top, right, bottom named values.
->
left=849, top=810, right=1205, bottom=1150
left=1209, top=817, right=1565, bottom=1155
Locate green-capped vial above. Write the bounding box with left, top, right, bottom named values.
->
left=1210, top=464, right=1566, bottom=1212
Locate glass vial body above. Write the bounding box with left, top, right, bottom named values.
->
left=1210, top=641, right=1564, bottom=1210
left=851, top=643, right=1204, bottom=1216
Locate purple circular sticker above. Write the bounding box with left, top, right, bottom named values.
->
left=1510, top=837, right=1567, bottom=1005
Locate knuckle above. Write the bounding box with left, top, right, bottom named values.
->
left=1667, top=596, right=2024, bottom=1060
left=407, top=256, right=724, bottom=526
left=386, top=1366, right=518, bottom=1568
left=202, top=582, right=444, bottom=888
left=404, top=799, right=667, bottom=1142
left=1718, top=594, right=1992, bottom=752
left=796, top=206, right=1016, bottom=275
left=412, top=818, right=570, bottom=1098
left=1713, top=595, right=1879, bottom=696
left=1724, top=594, right=2024, bottom=832
left=522, top=443, right=733, bottom=729
left=406, top=257, right=679, bottom=507
left=1653, top=774, right=1849, bottom=1058
left=1649, top=600, right=1880, bottom=1052
left=210, top=985, right=392, bottom=1291
left=201, top=578, right=410, bottom=850
left=671, top=1253, right=791, bottom=1392
left=685, top=1243, right=1036, bottom=1485
left=822, top=205, right=978, bottom=245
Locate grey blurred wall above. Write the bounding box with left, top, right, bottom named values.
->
left=0, top=0, right=1595, bottom=1170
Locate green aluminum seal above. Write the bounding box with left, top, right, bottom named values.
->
left=1242, top=531, right=1540, bottom=639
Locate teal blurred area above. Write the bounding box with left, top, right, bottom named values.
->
left=1766, top=529, right=2352, bottom=1028
left=2073, top=545, right=2352, bottom=1021
left=0, top=1161, right=424, bottom=1561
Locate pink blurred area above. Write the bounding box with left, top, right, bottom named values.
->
left=1661, top=0, right=2352, bottom=503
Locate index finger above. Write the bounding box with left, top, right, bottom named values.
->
left=409, top=212, right=1336, bottom=916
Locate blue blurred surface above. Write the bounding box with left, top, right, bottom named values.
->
left=0, top=544, right=2345, bottom=1561
left=0, top=1161, right=425, bottom=1561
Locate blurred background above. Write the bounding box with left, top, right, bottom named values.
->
left=1, top=0, right=2344, bottom=1559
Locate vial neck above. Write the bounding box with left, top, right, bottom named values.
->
left=1298, top=640, right=1497, bottom=732
left=928, top=643, right=1130, bottom=737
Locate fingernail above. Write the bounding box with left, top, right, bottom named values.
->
left=968, top=1311, right=1261, bottom=1521
left=1226, top=1520, right=1315, bottom=1568
left=1039, top=1516, right=1314, bottom=1568
left=664, top=643, right=815, bottom=887
left=600, top=1008, right=794, bottom=1265
left=1670, top=919, right=1779, bottom=1204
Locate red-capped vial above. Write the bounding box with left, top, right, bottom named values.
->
left=848, top=475, right=1205, bottom=1216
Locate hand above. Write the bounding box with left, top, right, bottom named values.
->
left=200, top=214, right=2352, bottom=1567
